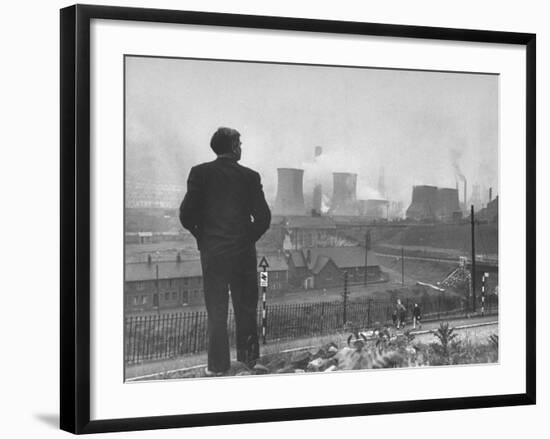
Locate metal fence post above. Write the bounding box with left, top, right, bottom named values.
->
left=192, top=311, right=199, bottom=353
left=367, top=299, right=372, bottom=328
left=342, top=271, right=348, bottom=328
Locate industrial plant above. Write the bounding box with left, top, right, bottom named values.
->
left=270, top=147, right=494, bottom=225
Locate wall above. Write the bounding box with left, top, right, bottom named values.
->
left=0, top=1, right=547, bottom=438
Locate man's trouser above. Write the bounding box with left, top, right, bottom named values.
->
left=200, top=246, right=259, bottom=373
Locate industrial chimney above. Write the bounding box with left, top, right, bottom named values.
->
left=331, top=172, right=357, bottom=215
left=463, top=179, right=467, bottom=210
left=274, top=168, right=306, bottom=216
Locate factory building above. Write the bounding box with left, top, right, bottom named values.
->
left=358, top=199, right=389, bottom=219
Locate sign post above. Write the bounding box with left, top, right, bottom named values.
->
left=258, top=256, right=269, bottom=345
left=481, top=272, right=489, bottom=316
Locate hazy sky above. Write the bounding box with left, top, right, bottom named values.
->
left=125, top=56, right=498, bottom=205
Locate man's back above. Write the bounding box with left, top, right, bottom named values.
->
left=179, top=157, right=271, bottom=257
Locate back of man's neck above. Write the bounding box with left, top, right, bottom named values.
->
left=217, top=153, right=239, bottom=161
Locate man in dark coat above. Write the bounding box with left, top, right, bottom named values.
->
left=179, top=127, right=271, bottom=375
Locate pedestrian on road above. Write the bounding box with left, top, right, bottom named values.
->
left=413, top=303, right=422, bottom=329
left=396, top=298, right=407, bottom=329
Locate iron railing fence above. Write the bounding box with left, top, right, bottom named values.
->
left=124, top=295, right=498, bottom=364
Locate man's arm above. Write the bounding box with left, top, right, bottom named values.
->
left=248, top=171, right=271, bottom=242
left=179, top=166, right=203, bottom=241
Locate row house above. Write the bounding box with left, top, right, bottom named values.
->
left=124, top=254, right=290, bottom=313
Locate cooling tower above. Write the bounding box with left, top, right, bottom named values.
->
left=274, top=168, right=306, bottom=216
left=331, top=172, right=357, bottom=215
left=406, top=185, right=438, bottom=221
left=436, top=188, right=461, bottom=221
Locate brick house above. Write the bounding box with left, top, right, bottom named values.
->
left=287, top=246, right=382, bottom=289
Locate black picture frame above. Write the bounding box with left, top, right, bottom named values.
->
left=60, top=4, right=536, bottom=434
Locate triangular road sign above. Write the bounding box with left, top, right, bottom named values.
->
left=258, top=256, right=269, bottom=269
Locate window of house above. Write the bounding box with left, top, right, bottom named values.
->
left=141, top=295, right=147, bottom=305
left=165, top=292, right=170, bottom=300
left=181, top=290, right=189, bottom=304
left=136, top=282, right=144, bottom=291
left=172, top=291, right=177, bottom=300
left=133, top=296, right=139, bottom=305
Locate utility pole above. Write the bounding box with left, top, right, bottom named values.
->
left=343, top=271, right=349, bottom=326
left=401, top=247, right=405, bottom=286
left=364, top=230, right=370, bottom=287
left=155, top=263, right=160, bottom=315
left=471, top=205, right=476, bottom=313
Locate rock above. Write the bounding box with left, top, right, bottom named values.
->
left=266, top=357, right=286, bottom=371
left=236, top=370, right=252, bottom=376
left=294, top=369, right=305, bottom=373
left=290, top=351, right=312, bottom=369
left=327, top=345, right=339, bottom=356
left=320, top=357, right=338, bottom=371
left=306, top=357, right=325, bottom=372
left=227, top=361, right=250, bottom=376
left=276, top=366, right=296, bottom=374
left=323, top=365, right=337, bottom=372
left=253, top=363, right=269, bottom=374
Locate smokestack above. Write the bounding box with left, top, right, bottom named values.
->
left=463, top=179, right=467, bottom=209
left=331, top=172, right=357, bottom=215
left=274, top=168, right=306, bottom=216
left=406, top=185, right=438, bottom=221
left=489, top=187, right=492, bottom=202
left=314, top=146, right=323, bottom=158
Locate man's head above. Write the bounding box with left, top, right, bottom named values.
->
left=210, top=127, right=242, bottom=160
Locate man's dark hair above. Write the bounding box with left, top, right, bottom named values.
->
left=210, top=127, right=240, bottom=155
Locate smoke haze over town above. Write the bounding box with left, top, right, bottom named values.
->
left=125, top=56, right=498, bottom=208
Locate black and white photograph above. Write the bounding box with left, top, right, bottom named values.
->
left=124, top=56, right=500, bottom=381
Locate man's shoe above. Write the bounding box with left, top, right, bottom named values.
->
left=204, top=367, right=225, bottom=377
